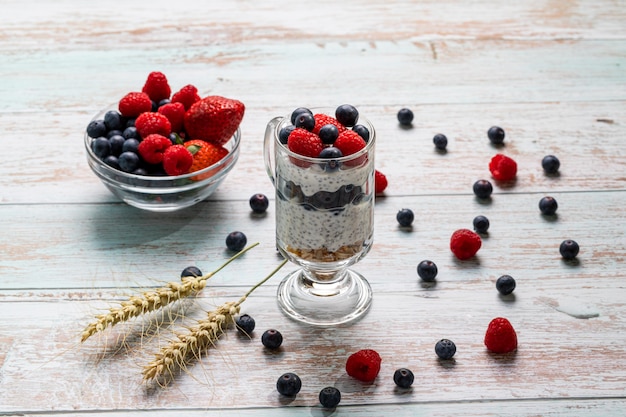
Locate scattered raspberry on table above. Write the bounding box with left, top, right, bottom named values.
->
left=484, top=317, right=518, bottom=353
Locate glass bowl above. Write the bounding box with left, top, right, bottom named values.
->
left=84, top=106, right=240, bottom=212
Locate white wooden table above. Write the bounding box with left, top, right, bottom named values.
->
left=1, top=1, right=625, bottom=415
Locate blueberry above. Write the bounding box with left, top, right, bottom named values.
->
left=151, top=100, right=158, bottom=112
left=473, top=179, right=493, bottom=199
left=132, top=167, right=148, bottom=176
left=106, top=129, right=123, bottom=139
left=122, top=126, right=139, bottom=140
left=396, top=208, right=414, bottom=227
left=542, top=155, right=560, bottom=174
left=86, top=119, right=107, bottom=138
left=417, top=260, right=438, bottom=282
left=236, top=314, right=256, bottom=335
left=158, top=98, right=171, bottom=107
left=103, top=155, right=120, bottom=170
left=262, top=329, right=283, bottom=349
left=319, top=386, right=341, bottom=408
left=496, top=274, right=516, bottom=295
left=109, top=134, right=125, bottom=156
left=559, top=239, right=580, bottom=260
left=393, top=368, right=414, bottom=389
left=180, top=266, right=203, bottom=278
left=294, top=112, right=315, bottom=131
left=122, top=138, right=140, bottom=154
left=435, top=339, right=456, bottom=359
left=318, top=124, right=339, bottom=145
left=433, top=133, right=448, bottom=150
left=92, top=137, right=111, bottom=159
left=225, top=231, right=247, bottom=251
left=104, top=110, right=124, bottom=131
left=290, top=107, right=313, bottom=125
left=473, top=215, right=490, bottom=234
left=319, top=147, right=343, bottom=172
left=118, top=151, right=140, bottom=173
left=487, top=126, right=505, bottom=144
left=125, top=118, right=136, bottom=128
left=169, top=132, right=181, bottom=145
left=397, top=108, right=414, bottom=126
left=276, top=372, right=301, bottom=397
left=249, top=193, right=269, bottom=213
left=335, top=104, right=359, bottom=127
left=278, top=125, right=295, bottom=145
left=352, top=124, right=370, bottom=142
left=539, top=196, right=558, bottom=215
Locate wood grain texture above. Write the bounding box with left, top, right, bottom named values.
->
left=0, top=0, right=625, bottom=415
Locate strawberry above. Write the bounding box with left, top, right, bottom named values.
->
left=135, top=112, right=172, bottom=138
left=162, top=145, right=193, bottom=176
left=312, top=113, right=347, bottom=135
left=184, top=96, right=245, bottom=146
left=171, top=84, right=201, bottom=111
left=345, top=349, right=382, bottom=382
left=375, top=169, right=388, bottom=194
left=450, top=228, right=482, bottom=260
left=137, top=134, right=172, bottom=165
left=118, top=92, right=152, bottom=118
left=489, top=154, right=518, bottom=181
left=158, top=102, right=185, bottom=133
left=141, top=71, right=171, bottom=103
left=185, top=139, right=229, bottom=180
left=484, top=317, right=518, bottom=353
left=287, top=128, right=324, bottom=158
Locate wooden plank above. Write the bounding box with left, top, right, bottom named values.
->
left=1, top=100, right=625, bottom=205
left=0, top=191, right=624, bottom=290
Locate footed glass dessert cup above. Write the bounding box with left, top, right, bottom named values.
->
left=263, top=108, right=375, bottom=326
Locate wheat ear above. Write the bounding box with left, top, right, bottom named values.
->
left=142, top=258, right=288, bottom=383
left=80, top=243, right=260, bottom=342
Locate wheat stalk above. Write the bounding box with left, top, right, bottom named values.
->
left=142, top=258, right=288, bottom=384
left=80, top=243, right=260, bottom=342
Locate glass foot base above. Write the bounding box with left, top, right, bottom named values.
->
left=277, top=269, right=373, bottom=326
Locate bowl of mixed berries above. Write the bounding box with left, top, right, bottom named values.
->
left=84, top=72, right=244, bottom=212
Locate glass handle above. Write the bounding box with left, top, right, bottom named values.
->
left=263, top=116, right=282, bottom=185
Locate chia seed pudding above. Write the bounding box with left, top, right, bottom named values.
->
left=275, top=142, right=374, bottom=263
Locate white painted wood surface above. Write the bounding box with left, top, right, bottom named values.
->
left=0, top=0, right=625, bottom=415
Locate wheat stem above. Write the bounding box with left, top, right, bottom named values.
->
left=142, top=258, right=287, bottom=383
left=80, top=242, right=259, bottom=342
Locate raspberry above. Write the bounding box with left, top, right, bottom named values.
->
left=137, top=134, right=172, bottom=164
left=141, top=71, right=171, bottom=103
left=118, top=92, right=152, bottom=118
left=489, top=154, right=517, bottom=181
left=158, top=102, right=185, bottom=133
left=171, top=84, right=201, bottom=110
left=374, top=170, right=388, bottom=194
left=450, top=228, right=482, bottom=260
left=334, top=130, right=366, bottom=156
left=162, top=144, right=193, bottom=176
left=287, top=128, right=324, bottom=158
left=312, top=113, right=346, bottom=135
left=135, top=112, right=172, bottom=138
left=345, top=349, right=381, bottom=382
left=185, top=139, right=229, bottom=180
left=484, top=317, right=518, bottom=353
